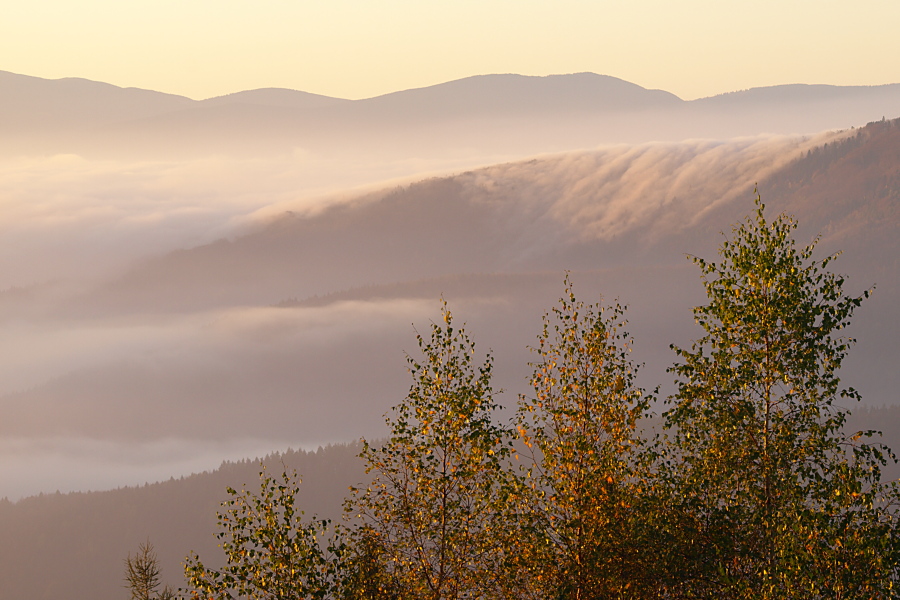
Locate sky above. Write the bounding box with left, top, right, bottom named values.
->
left=3, top=0, right=899, bottom=101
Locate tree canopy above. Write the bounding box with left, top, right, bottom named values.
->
left=180, top=195, right=900, bottom=599
left=664, top=193, right=899, bottom=597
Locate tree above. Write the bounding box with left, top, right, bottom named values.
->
left=177, top=195, right=898, bottom=599
left=664, top=192, right=900, bottom=598
left=125, top=541, right=175, bottom=600
left=347, top=304, right=515, bottom=600
left=334, top=526, right=404, bottom=600
left=513, top=278, right=665, bottom=599
left=184, top=467, right=343, bottom=600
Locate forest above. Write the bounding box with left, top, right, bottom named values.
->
left=121, top=195, right=900, bottom=600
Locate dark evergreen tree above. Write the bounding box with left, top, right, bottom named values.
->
left=125, top=541, right=175, bottom=600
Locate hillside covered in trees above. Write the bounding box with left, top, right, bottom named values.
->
left=172, top=199, right=899, bottom=598
left=0, top=445, right=365, bottom=600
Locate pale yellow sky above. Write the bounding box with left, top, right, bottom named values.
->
left=2, top=0, right=898, bottom=100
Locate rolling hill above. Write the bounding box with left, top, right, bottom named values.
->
left=3, top=71, right=900, bottom=160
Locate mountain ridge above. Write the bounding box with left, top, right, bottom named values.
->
left=4, top=69, right=900, bottom=160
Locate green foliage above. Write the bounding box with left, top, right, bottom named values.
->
left=664, top=192, right=900, bottom=597
left=182, top=193, right=899, bottom=599
left=514, top=277, right=662, bottom=598
left=348, top=303, right=515, bottom=599
left=334, top=526, right=404, bottom=600
left=125, top=541, right=175, bottom=600
left=184, top=468, right=343, bottom=600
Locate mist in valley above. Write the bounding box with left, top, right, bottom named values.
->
left=0, top=69, right=899, bottom=600
left=2, top=113, right=898, bottom=500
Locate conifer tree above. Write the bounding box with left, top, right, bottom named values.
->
left=125, top=541, right=175, bottom=600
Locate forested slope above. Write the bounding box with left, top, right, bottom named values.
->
left=0, top=444, right=364, bottom=600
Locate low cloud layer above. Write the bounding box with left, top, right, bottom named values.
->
left=458, top=134, right=831, bottom=242
left=2, top=126, right=893, bottom=502
left=0, top=436, right=290, bottom=500
left=0, top=151, right=495, bottom=288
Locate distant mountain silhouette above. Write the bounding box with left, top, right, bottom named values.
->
left=3, top=70, right=900, bottom=159
left=0, top=70, right=675, bottom=134
left=0, top=70, right=193, bottom=132
left=199, top=87, right=350, bottom=109
left=351, top=72, right=682, bottom=117
left=695, top=83, right=900, bottom=108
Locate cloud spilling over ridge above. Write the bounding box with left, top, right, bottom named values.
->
left=0, top=133, right=829, bottom=315
left=0, top=132, right=843, bottom=400
left=456, top=134, right=833, bottom=242
left=0, top=130, right=842, bottom=293
left=0, top=151, right=496, bottom=288
left=3, top=123, right=893, bottom=503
